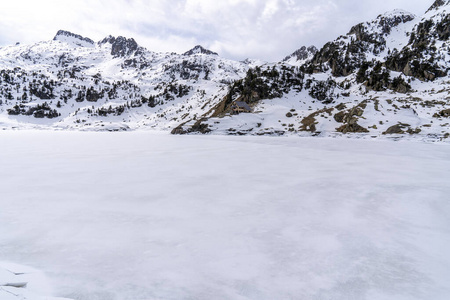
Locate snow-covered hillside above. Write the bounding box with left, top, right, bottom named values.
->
left=0, top=30, right=250, bottom=131
left=183, top=1, right=449, bottom=141
left=0, top=0, right=448, bottom=141
left=282, top=45, right=318, bottom=67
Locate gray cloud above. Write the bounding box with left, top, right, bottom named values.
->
left=0, top=0, right=433, bottom=61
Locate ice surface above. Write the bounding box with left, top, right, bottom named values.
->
left=0, top=131, right=449, bottom=300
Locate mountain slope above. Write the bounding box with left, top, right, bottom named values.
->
left=0, top=0, right=448, bottom=141
left=283, top=45, right=318, bottom=67
left=180, top=2, right=449, bottom=141
left=0, top=32, right=251, bottom=131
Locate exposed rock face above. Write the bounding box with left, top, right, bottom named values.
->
left=171, top=119, right=211, bottom=134
left=334, top=102, right=369, bottom=133
left=53, top=30, right=94, bottom=46
left=434, top=108, right=450, bottom=118
left=383, top=123, right=409, bottom=134
left=385, top=14, right=449, bottom=81
left=304, top=10, right=415, bottom=77
left=336, top=122, right=369, bottom=133
left=100, top=36, right=139, bottom=57
left=212, top=65, right=303, bottom=117
left=426, top=0, right=450, bottom=13
left=283, top=46, right=318, bottom=63
left=305, top=41, right=357, bottom=77
left=183, top=45, right=218, bottom=56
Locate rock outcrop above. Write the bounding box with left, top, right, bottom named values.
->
left=183, top=45, right=218, bottom=56
left=53, top=30, right=94, bottom=47
left=100, top=35, right=139, bottom=57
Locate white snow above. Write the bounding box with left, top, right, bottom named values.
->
left=0, top=261, right=70, bottom=300
left=0, top=34, right=253, bottom=132
left=53, top=36, right=94, bottom=48
left=0, top=131, right=449, bottom=300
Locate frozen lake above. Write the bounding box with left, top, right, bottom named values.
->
left=0, top=131, right=449, bottom=300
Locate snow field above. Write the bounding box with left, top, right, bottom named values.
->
left=0, top=131, right=449, bottom=300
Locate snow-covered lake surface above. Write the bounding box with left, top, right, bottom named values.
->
left=1, top=131, right=449, bottom=300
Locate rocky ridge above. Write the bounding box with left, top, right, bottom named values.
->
left=283, top=46, right=318, bottom=66
left=183, top=45, right=218, bottom=56
left=426, top=0, right=450, bottom=13
left=0, top=0, right=449, bottom=141
left=53, top=30, right=95, bottom=47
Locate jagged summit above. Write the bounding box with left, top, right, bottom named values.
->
left=349, top=9, right=415, bottom=37
left=426, top=0, right=450, bottom=13
left=183, top=45, right=218, bottom=56
left=99, top=35, right=139, bottom=57
left=375, top=9, right=416, bottom=26
left=53, top=30, right=94, bottom=47
left=283, top=46, right=318, bottom=66
left=377, top=9, right=415, bottom=18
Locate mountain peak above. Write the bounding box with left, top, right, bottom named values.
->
left=99, top=35, right=139, bottom=57
left=283, top=45, right=318, bottom=66
left=53, top=30, right=94, bottom=47
left=377, top=9, right=415, bottom=19
left=183, top=45, right=218, bottom=56
left=426, top=0, right=450, bottom=13
left=348, top=9, right=415, bottom=38
left=375, top=9, right=415, bottom=34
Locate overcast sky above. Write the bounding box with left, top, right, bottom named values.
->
left=0, top=0, right=433, bottom=61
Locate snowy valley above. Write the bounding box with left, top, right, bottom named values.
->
left=1, top=1, right=450, bottom=300
left=0, top=1, right=448, bottom=141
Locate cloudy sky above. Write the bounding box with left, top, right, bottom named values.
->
left=0, top=0, right=432, bottom=61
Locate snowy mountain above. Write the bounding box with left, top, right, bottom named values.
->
left=282, top=45, right=318, bottom=67
left=53, top=30, right=95, bottom=48
left=183, top=45, right=218, bottom=56
left=427, top=0, right=450, bottom=12
left=178, top=1, right=450, bottom=141
left=0, top=31, right=250, bottom=131
left=0, top=0, right=449, bottom=141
